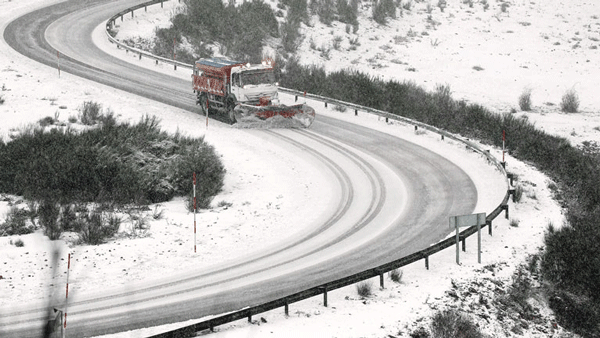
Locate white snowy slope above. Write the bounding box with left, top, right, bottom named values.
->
left=1, top=0, right=596, bottom=337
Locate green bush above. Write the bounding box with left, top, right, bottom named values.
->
left=0, top=110, right=225, bottom=210
left=39, top=199, right=61, bottom=240
left=0, top=206, right=33, bottom=236
left=156, top=0, right=279, bottom=62
left=79, top=101, right=102, bottom=125
left=78, top=209, right=120, bottom=245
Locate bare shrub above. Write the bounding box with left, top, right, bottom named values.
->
left=356, top=280, right=373, bottom=297
left=14, top=238, right=24, bottom=247
left=430, top=310, right=484, bottom=338
left=510, top=218, right=520, bottom=227
left=519, top=88, right=532, bottom=111
left=561, top=89, right=580, bottom=113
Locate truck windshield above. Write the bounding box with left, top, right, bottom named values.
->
left=241, top=71, right=276, bottom=86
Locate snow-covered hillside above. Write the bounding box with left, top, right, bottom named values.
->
left=2, top=0, right=598, bottom=337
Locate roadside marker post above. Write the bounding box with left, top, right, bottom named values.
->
left=450, top=213, right=486, bottom=265
left=193, top=172, right=197, bottom=253
left=173, top=38, right=177, bottom=70
left=502, top=130, right=506, bottom=168
left=63, top=253, right=70, bottom=338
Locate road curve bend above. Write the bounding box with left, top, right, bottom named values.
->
left=1, top=1, right=478, bottom=336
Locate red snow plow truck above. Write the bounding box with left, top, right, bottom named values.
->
left=192, top=57, right=315, bottom=128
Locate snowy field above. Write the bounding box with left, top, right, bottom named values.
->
left=1, top=0, right=598, bottom=337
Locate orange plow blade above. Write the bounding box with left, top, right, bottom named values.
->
left=233, top=104, right=316, bottom=128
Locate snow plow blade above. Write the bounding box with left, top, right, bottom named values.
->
left=232, top=103, right=316, bottom=128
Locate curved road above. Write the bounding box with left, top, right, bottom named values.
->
left=1, top=1, right=477, bottom=337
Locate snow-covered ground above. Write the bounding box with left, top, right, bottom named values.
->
left=1, top=0, right=597, bottom=337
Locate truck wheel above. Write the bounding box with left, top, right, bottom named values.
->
left=226, top=96, right=236, bottom=123
left=198, top=93, right=208, bottom=116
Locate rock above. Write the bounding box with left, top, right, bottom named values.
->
left=260, top=317, right=267, bottom=323
left=446, top=289, right=460, bottom=300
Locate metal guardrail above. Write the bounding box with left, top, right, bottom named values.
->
left=104, top=3, right=512, bottom=337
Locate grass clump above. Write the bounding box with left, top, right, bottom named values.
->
left=518, top=88, right=532, bottom=111
left=561, top=89, right=580, bottom=113
left=513, top=184, right=523, bottom=202
left=389, top=268, right=403, bottom=283
left=14, top=238, right=24, bottom=247
left=430, top=310, right=484, bottom=338
left=356, top=280, right=373, bottom=297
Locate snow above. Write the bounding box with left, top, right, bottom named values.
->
left=1, top=0, right=598, bottom=337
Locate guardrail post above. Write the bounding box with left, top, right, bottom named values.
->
left=161, top=0, right=164, bottom=8
left=284, top=300, right=289, bottom=316
left=248, top=314, right=252, bottom=323
left=487, top=220, right=492, bottom=236
left=425, top=255, right=429, bottom=270
left=385, top=117, right=389, bottom=123
left=155, top=59, right=158, bottom=65
left=414, top=125, right=418, bottom=131
left=325, top=102, right=328, bottom=108
left=295, top=95, right=298, bottom=102
left=131, top=10, right=134, bottom=18
left=120, top=15, right=123, bottom=22
left=145, top=5, right=147, bottom=11
left=379, top=271, right=385, bottom=288
left=502, top=204, right=509, bottom=219
left=139, top=53, right=142, bottom=60
left=441, top=134, right=444, bottom=141
left=354, top=109, right=358, bottom=116
left=320, top=286, right=328, bottom=307
left=461, top=236, right=466, bottom=252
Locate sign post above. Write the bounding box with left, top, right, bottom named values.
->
left=449, top=213, right=486, bottom=265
